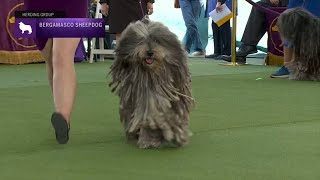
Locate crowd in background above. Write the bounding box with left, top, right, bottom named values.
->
left=97, top=0, right=319, bottom=79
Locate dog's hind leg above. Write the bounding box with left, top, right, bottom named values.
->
left=137, top=128, right=163, bottom=149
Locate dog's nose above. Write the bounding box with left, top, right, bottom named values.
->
left=147, top=50, right=154, bottom=56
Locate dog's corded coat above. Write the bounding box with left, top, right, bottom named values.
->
left=109, top=17, right=194, bottom=148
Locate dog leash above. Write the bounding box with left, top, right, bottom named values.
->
left=139, top=0, right=146, bottom=17
left=244, top=0, right=282, bottom=15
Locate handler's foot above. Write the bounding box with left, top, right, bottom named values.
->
left=188, top=51, right=205, bottom=58
left=270, top=66, right=289, bottom=78
left=51, top=112, right=70, bottom=144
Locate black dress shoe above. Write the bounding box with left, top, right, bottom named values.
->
left=213, top=55, right=223, bottom=60
left=236, top=45, right=257, bottom=57
left=221, top=55, right=246, bottom=64
left=205, top=54, right=220, bottom=58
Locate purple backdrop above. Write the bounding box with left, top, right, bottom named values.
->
left=0, top=0, right=38, bottom=51
left=0, top=0, right=87, bottom=63
left=265, top=7, right=287, bottom=57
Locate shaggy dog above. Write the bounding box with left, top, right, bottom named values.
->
left=108, top=17, right=194, bottom=149
left=277, top=8, right=320, bottom=80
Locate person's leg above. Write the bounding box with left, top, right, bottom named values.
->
left=221, top=0, right=273, bottom=62
left=220, top=20, right=231, bottom=56
left=186, top=3, right=208, bottom=53
left=239, top=0, right=273, bottom=56
left=182, top=34, right=189, bottom=52
left=52, top=38, right=80, bottom=123
left=179, top=0, right=204, bottom=55
left=39, top=38, right=80, bottom=144
left=41, top=39, right=53, bottom=91
left=212, top=21, right=222, bottom=55
left=283, top=47, right=294, bottom=65
left=270, top=47, right=293, bottom=78
left=180, top=0, right=194, bottom=53
left=190, top=0, right=204, bottom=53
left=206, top=20, right=221, bottom=58
left=196, top=3, right=208, bottom=51
left=220, top=20, right=247, bottom=63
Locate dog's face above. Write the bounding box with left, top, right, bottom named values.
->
left=115, top=17, right=186, bottom=74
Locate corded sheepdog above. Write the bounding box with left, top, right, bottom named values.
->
left=277, top=7, right=320, bottom=80
left=108, top=17, right=194, bottom=148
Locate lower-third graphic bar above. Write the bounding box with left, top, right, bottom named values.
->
left=15, top=18, right=106, bottom=38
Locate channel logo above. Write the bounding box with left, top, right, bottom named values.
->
left=14, top=19, right=37, bottom=38
left=19, top=22, right=33, bottom=34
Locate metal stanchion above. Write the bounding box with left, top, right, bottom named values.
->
left=220, top=0, right=242, bottom=66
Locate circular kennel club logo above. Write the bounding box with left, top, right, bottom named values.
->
left=6, top=3, right=37, bottom=48
left=14, top=19, right=36, bottom=38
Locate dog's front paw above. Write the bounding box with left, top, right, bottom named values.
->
left=138, top=138, right=162, bottom=149
left=137, top=128, right=163, bottom=149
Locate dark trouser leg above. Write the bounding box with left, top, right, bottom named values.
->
left=241, top=0, right=273, bottom=46
left=220, top=20, right=231, bottom=55
left=212, top=21, right=222, bottom=55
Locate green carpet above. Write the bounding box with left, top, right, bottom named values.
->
left=1, top=59, right=320, bottom=180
